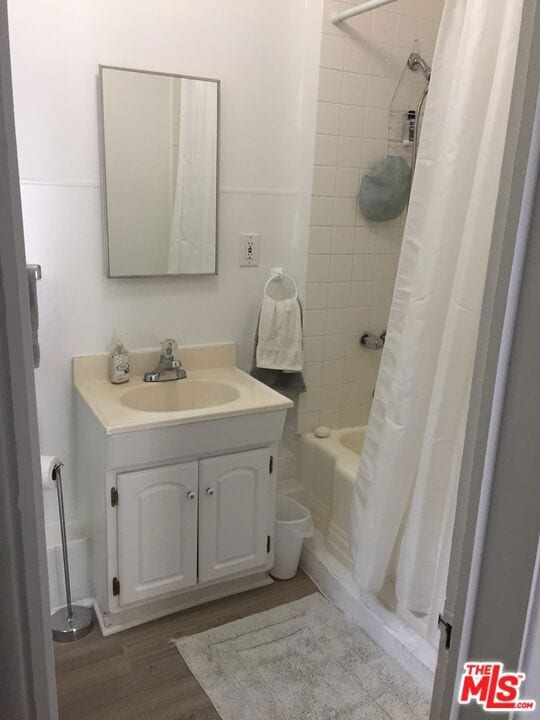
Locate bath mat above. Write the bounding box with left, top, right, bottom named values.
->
left=171, top=593, right=431, bottom=720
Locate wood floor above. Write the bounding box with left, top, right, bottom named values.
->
left=54, top=572, right=317, bottom=720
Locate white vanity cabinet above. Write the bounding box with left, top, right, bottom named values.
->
left=114, top=448, right=273, bottom=607
left=75, top=396, right=286, bottom=636
left=74, top=345, right=293, bottom=635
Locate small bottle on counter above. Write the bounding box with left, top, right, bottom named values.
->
left=110, top=339, right=130, bottom=384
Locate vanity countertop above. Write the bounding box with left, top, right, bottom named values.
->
left=73, top=343, right=293, bottom=435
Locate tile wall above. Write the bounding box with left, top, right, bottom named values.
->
left=298, top=0, right=444, bottom=433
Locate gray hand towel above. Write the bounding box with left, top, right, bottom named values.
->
left=249, top=303, right=306, bottom=393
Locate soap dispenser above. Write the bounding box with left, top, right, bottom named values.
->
left=110, top=339, right=130, bottom=384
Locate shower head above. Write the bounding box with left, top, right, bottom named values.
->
left=407, top=52, right=431, bottom=81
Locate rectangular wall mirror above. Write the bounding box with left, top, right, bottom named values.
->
left=100, top=66, right=219, bottom=277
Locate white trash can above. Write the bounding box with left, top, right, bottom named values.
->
left=271, top=496, right=313, bottom=580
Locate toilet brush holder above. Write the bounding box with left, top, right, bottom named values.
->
left=50, top=462, right=93, bottom=642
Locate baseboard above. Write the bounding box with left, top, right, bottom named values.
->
left=94, top=572, right=274, bottom=636
left=50, top=596, right=94, bottom=614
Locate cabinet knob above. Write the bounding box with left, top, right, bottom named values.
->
left=206, top=488, right=215, bottom=496
left=187, top=491, right=196, bottom=500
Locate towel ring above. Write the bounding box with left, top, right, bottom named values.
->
left=264, top=268, right=298, bottom=301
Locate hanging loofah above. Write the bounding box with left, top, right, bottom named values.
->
left=358, top=155, right=411, bottom=222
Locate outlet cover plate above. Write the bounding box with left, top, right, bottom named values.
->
left=239, top=233, right=260, bottom=267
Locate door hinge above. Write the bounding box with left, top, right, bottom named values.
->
left=267, top=535, right=271, bottom=553
left=269, top=456, right=274, bottom=474
left=112, top=577, right=120, bottom=597
left=111, top=487, right=119, bottom=507
left=438, top=613, right=453, bottom=650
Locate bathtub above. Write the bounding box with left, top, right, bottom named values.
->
left=299, top=427, right=367, bottom=569
left=297, top=426, right=440, bottom=685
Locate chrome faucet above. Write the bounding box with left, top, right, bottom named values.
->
left=144, top=339, right=187, bottom=382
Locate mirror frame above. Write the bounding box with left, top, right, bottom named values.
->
left=99, top=65, right=220, bottom=278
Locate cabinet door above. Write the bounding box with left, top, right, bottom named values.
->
left=199, top=448, right=271, bottom=584
left=117, top=461, right=198, bottom=605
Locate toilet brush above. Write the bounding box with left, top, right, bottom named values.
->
left=50, top=462, right=93, bottom=642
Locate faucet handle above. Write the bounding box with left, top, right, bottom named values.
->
left=161, top=338, right=178, bottom=357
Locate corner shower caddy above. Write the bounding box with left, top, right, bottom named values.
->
left=386, top=47, right=428, bottom=166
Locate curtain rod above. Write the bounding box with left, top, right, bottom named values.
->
left=332, top=0, right=397, bottom=24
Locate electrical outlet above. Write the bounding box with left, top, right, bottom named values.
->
left=239, top=233, right=260, bottom=266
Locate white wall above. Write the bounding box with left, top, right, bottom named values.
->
left=8, top=0, right=322, bottom=525
left=298, top=0, right=443, bottom=433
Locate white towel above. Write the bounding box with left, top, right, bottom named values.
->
left=256, top=294, right=304, bottom=372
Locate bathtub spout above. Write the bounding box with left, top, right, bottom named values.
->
left=360, top=331, right=386, bottom=350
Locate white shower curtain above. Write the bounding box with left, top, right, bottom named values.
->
left=168, top=79, right=217, bottom=274
left=352, top=0, right=524, bottom=615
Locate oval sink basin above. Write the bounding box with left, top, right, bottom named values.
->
left=120, top=380, right=241, bottom=413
